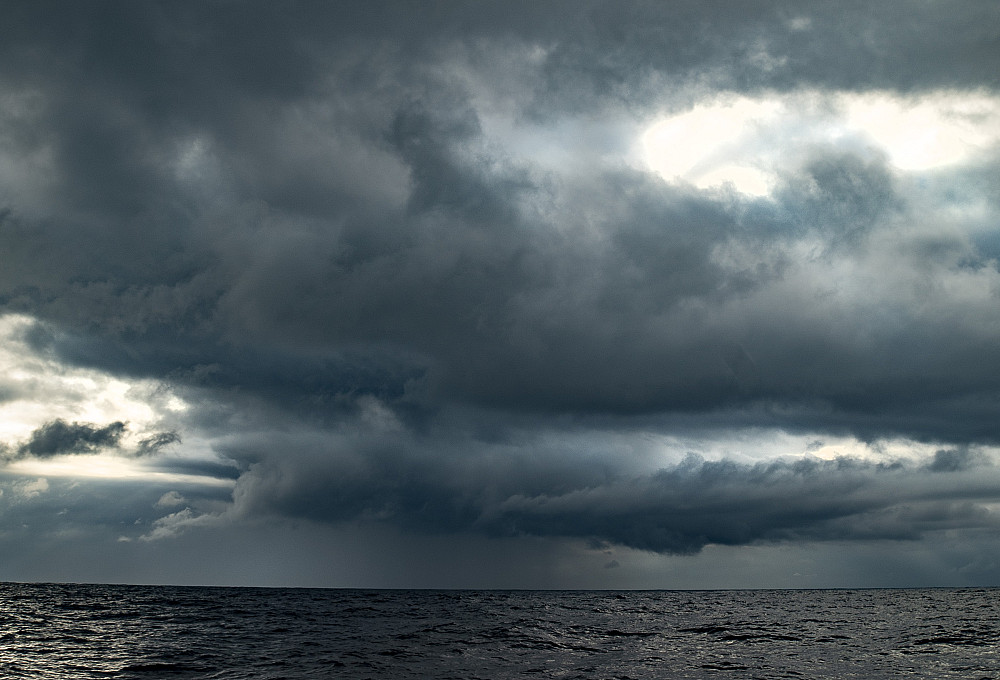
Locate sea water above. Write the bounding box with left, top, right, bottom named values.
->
left=0, top=583, right=997, bottom=678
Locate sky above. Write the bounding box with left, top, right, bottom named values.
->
left=1, top=1, right=1000, bottom=589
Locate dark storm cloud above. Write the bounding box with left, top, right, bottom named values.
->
left=522, top=1, right=1000, bottom=113
left=17, top=420, right=125, bottom=458
left=224, top=429, right=1000, bottom=555
left=1, top=1, right=997, bottom=441
left=493, top=454, right=1000, bottom=552
left=2, top=0, right=1000, bottom=574
left=136, top=431, right=181, bottom=456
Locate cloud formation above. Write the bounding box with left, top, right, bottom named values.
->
left=17, top=420, right=125, bottom=458
left=220, top=423, right=1000, bottom=556
left=1, top=1, right=999, bottom=586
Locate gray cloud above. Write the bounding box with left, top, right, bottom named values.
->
left=136, top=431, right=181, bottom=456
left=207, top=417, right=1000, bottom=556
left=1, top=1, right=1000, bottom=585
left=7, top=419, right=192, bottom=462
left=17, top=420, right=126, bottom=458
left=0, top=472, right=233, bottom=550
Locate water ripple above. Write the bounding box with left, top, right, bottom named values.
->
left=0, top=585, right=997, bottom=679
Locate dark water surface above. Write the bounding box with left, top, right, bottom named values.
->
left=0, top=583, right=997, bottom=678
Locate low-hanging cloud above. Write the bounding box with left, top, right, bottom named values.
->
left=213, top=418, right=1000, bottom=556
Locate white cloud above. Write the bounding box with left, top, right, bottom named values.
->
left=140, top=507, right=221, bottom=542
left=156, top=491, right=188, bottom=508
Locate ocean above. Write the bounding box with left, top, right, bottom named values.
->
left=0, top=583, right=996, bottom=678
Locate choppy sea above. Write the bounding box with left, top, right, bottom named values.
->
left=0, top=583, right=997, bottom=679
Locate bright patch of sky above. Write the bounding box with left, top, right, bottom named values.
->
left=0, top=314, right=227, bottom=486
left=640, top=90, right=1000, bottom=195
left=6, top=455, right=234, bottom=487
left=641, top=428, right=957, bottom=468
left=0, top=315, right=167, bottom=441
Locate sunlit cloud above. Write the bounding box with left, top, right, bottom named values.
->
left=640, top=90, right=1000, bottom=195
left=0, top=314, right=236, bottom=487
left=0, top=314, right=185, bottom=442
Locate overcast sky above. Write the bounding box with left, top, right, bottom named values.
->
left=1, top=1, right=1000, bottom=588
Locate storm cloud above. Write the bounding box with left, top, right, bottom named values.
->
left=17, top=419, right=126, bottom=457
left=1, top=1, right=999, bottom=586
